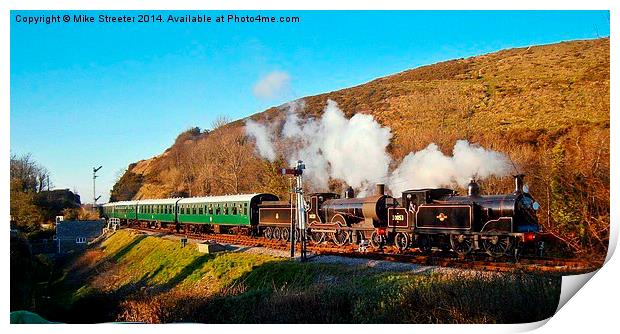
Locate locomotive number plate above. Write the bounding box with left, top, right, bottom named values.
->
left=392, top=214, right=405, bottom=221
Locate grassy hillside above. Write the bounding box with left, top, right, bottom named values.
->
left=111, top=38, right=609, bottom=257
left=39, top=230, right=560, bottom=323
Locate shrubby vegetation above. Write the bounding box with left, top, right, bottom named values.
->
left=10, top=153, right=52, bottom=231
left=10, top=153, right=87, bottom=230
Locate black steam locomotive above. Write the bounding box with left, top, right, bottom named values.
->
left=258, top=174, right=542, bottom=258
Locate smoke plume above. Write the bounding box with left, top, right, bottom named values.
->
left=245, top=99, right=511, bottom=195
left=387, top=141, right=511, bottom=195
left=279, top=99, right=392, bottom=193
left=245, top=119, right=277, bottom=162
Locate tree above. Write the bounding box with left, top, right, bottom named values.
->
left=10, top=153, right=51, bottom=231
left=10, top=153, right=51, bottom=193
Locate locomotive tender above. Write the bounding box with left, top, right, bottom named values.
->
left=102, top=175, right=542, bottom=258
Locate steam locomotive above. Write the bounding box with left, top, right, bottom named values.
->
left=103, top=175, right=543, bottom=258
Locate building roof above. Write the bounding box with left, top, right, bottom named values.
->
left=56, top=220, right=106, bottom=238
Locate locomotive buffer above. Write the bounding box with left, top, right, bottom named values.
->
left=281, top=160, right=308, bottom=261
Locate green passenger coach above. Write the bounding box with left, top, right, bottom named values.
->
left=137, top=198, right=181, bottom=223
left=102, top=193, right=279, bottom=232
left=176, top=194, right=278, bottom=226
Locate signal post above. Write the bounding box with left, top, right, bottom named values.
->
left=281, top=160, right=307, bottom=261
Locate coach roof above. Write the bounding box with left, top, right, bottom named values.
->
left=177, top=194, right=265, bottom=205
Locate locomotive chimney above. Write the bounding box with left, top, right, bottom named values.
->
left=375, top=183, right=385, bottom=196
left=514, top=174, right=525, bottom=193
left=467, top=179, right=480, bottom=197
left=344, top=186, right=355, bottom=199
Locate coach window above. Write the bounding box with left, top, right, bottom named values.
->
left=199, top=206, right=204, bottom=215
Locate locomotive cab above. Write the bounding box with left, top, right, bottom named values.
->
left=401, top=188, right=456, bottom=210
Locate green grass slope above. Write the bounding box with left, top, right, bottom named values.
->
left=41, top=230, right=560, bottom=324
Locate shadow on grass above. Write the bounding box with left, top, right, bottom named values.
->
left=115, top=260, right=562, bottom=324
left=111, top=234, right=148, bottom=262
left=43, top=247, right=563, bottom=324
left=155, top=254, right=215, bottom=293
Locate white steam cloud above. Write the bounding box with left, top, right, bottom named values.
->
left=387, top=141, right=511, bottom=195
left=245, top=119, right=277, bottom=162
left=245, top=99, right=511, bottom=195
left=253, top=71, right=291, bottom=99
left=280, top=100, right=392, bottom=193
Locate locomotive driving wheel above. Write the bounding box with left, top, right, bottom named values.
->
left=331, top=229, right=349, bottom=246
left=264, top=227, right=273, bottom=240
left=294, top=228, right=302, bottom=242
left=483, top=234, right=513, bottom=258
left=370, top=231, right=385, bottom=249
left=273, top=227, right=282, bottom=240
left=281, top=227, right=290, bottom=242
left=309, top=231, right=326, bottom=244
left=450, top=234, right=473, bottom=256
left=394, top=232, right=409, bottom=251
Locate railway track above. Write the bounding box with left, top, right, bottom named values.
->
left=125, top=226, right=601, bottom=275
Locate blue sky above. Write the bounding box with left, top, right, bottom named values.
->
left=10, top=10, right=610, bottom=203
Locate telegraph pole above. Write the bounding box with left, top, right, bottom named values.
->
left=93, top=166, right=102, bottom=209
left=281, top=160, right=307, bottom=261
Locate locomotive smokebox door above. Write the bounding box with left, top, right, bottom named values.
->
left=416, top=205, right=472, bottom=230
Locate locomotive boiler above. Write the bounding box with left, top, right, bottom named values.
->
left=305, top=184, right=397, bottom=246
